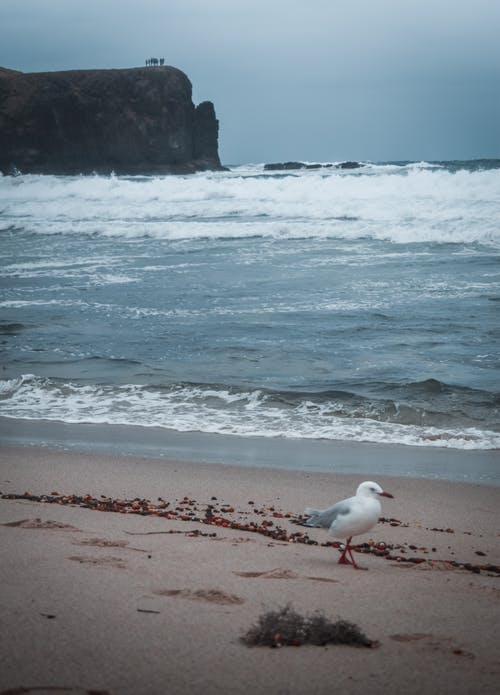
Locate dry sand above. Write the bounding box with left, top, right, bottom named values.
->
left=0, top=444, right=499, bottom=695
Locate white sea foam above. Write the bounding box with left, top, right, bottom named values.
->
left=2, top=165, right=498, bottom=458
left=1, top=166, right=499, bottom=246
left=0, top=299, right=90, bottom=309
left=1, top=376, right=498, bottom=450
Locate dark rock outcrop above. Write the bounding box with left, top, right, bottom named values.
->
left=264, top=161, right=307, bottom=171
left=0, top=66, right=224, bottom=174
left=337, top=161, right=362, bottom=169
left=264, top=161, right=364, bottom=171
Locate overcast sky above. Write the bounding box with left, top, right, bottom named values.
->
left=1, top=0, right=499, bottom=164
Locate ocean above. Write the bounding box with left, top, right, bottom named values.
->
left=1, top=160, right=499, bottom=460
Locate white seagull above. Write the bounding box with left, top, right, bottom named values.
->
left=303, top=481, right=394, bottom=570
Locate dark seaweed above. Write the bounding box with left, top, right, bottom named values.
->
left=241, top=604, right=375, bottom=648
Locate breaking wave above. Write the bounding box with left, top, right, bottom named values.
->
left=1, top=163, right=499, bottom=247
left=1, top=375, right=498, bottom=450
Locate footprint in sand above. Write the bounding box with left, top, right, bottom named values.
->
left=234, top=568, right=299, bottom=579
left=413, top=560, right=459, bottom=571
left=155, top=588, right=245, bottom=605
left=3, top=518, right=80, bottom=531
left=67, top=555, right=127, bottom=570
left=233, top=567, right=338, bottom=583
left=72, top=537, right=149, bottom=554
left=73, top=537, right=129, bottom=549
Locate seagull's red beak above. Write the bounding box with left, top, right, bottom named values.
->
left=378, top=491, right=394, bottom=498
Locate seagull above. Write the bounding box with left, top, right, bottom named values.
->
left=303, top=481, right=394, bottom=570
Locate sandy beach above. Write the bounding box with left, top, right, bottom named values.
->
left=1, top=442, right=499, bottom=695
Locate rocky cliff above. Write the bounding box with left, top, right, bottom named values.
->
left=0, top=66, right=224, bottom=174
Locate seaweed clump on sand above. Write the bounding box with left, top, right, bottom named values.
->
left=241, top=605, right=376, bottom=648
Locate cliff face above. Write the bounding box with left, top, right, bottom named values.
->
left=0, top=66, right=223, bottom=174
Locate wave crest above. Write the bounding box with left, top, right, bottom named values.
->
left=1, top=375, right=498, bottom=450
left=1, top=165, right=499, bottom=246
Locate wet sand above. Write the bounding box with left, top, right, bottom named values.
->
left=1, top=416, right=499, bottom=484
left=0, top=444, right=499, bottom=695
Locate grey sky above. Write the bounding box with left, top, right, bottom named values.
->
left=1, top=0, right=499, bottom=164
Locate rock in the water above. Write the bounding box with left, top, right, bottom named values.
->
left=0, top=66, right=224, bottom=174
left=263, top=161, right=306, bottom=171
left=264, top=160, right=364, bottom=171
left=337, top=161, right=363, bottom=169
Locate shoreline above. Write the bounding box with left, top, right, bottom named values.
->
left=0, top=443, right=499, bottom=695
left=1, top=416, right=499, bottom=485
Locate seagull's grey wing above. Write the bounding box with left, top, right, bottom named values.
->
left=303, top=500, right=352, bottom=529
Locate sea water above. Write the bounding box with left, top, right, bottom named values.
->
left=0, top=160, right=499, bottom=452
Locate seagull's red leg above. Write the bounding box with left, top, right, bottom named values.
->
left=338, top=537, right=353, bottom=565
left=346, top=541, right=368, bottom=570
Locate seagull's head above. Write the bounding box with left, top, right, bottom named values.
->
left=356, top=481, right=394, bottom=499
